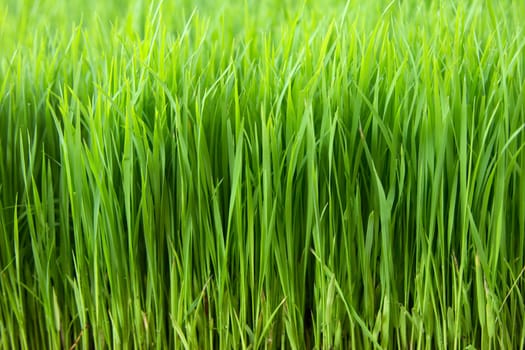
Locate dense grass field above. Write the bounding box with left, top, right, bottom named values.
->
left=1, top=0, right=525, bottom=348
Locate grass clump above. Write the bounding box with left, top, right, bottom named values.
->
left=1, top=0, right=525, bottom=348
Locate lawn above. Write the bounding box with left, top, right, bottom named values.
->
left=1, top=0, right=524, bottom=348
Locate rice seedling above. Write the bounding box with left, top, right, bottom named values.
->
left=1, top=0, right=524, bottom=348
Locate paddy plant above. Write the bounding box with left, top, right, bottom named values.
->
left=0, top=0, right=524, bottom=348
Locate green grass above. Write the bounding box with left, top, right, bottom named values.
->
left=1, top=0, right=525, bottom=348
